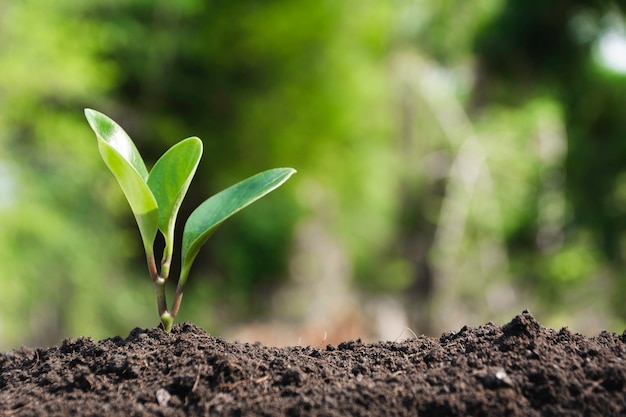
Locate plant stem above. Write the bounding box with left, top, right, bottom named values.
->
left=160, top=311, right=173, bottom=332
left=170, top=263, right=191, bottom=318
left=170, top=281, right=185, bottom=318
left=160, top=239, right=173, bottom=280
left=146, top=251, right=172, bottom=331
left=154, top=277, right=169, bottom=318
left=147, top=251, right=159, bottom=283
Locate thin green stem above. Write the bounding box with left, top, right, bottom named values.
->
left=170, top=263, right=191, bottom=318
left=147, top=250, right=172, bottom=331
left=154, top=277, right=169, bottom=318
left=160, top=236, right=174, bottom=280
left=170, top=281, right=185, bottom=318
left=160, top=311, right=173, bottom=332
left=146, top=251, right=159, bottom=283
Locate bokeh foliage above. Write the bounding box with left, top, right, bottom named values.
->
left=0, top=0, right=155, bottom=347
left=2, top=0, right=626, bottom=348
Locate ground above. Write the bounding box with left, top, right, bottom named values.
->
left=1, top=311, right=625, bottom=416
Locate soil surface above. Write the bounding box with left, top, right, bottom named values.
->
left=1, top=311, right=625, bottom=416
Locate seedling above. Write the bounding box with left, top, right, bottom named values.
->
left=85, top=109, right=295, bottom=332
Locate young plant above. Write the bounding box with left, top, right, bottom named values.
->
left=84, top=109, right=295, bottom=332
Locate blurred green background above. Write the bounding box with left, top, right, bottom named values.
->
left=2, top=0, right=626, bottom=349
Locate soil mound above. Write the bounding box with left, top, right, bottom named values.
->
left=1, top=311, right=625, bottom=416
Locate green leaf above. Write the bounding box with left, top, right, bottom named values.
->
left=180, top=167, right=296, bottom=285
left=84, top=109, right=150, bottom=180
left=84, top=109, right=159, bottom=251
left=147, top=137, right=203, bottom=246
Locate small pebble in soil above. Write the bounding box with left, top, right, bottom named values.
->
left=156, top=388, right=171, bottom=407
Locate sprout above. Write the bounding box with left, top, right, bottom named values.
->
left=85, top=109, right=295, bottom=331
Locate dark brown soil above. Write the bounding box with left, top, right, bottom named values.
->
left=1, top=311, right=625, bottom=416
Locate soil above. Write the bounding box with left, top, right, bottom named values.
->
left=1, top=311, right=625, bottom=416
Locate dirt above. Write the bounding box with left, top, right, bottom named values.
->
left=1, top=311, right=625, bottom=416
